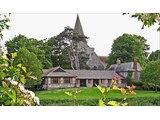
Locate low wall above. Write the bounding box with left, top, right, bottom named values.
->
left=43, top=84, right=76, bottom=90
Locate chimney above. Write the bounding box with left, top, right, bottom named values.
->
left=133, top=58, right=138, bottom=80
left=116, top=59, right=121, bottom=65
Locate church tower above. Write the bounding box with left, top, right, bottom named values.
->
left=74, top=14, right=84, bottom=36
left=74, top=14, right=105, bottom=70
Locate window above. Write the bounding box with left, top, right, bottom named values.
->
left=108, top=80, right=112, bottom=85
left=51, top=78, right=59, bottom=84
left=88, top=80, right=92, bottom=84
left=64, top=78, right=71, bottom=83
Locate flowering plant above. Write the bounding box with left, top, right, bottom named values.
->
left=96, top=73, right=136, bottom=106
left=64, top=90, right=81, bottom=106
left=0, top=46, right=40, bottom=106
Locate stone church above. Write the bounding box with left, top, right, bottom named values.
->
left=74, top=14, right=105, bottom=70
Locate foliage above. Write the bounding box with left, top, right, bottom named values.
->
left=5, top=34, right=52, bottom=68
left=49, top=26, right=89, bottom=69
left=107, top=33, right=149, bottom=68
left=131, top=13, right=160, bottom=31
left=140, top=60, right=160, bottom=92
left=126, top=71, right=133, bottom=85
left=39, top=97, right=160, bottom=106
left=47, top=36, right=71, bottom=69
left=149, top=50, right=160, bottom=61
left=0, top=48, right=39, bottom=106
left=64, top=89, right=81, bottom=106
left=13, top=48, right=43, bottom=89
left=0, top=14, right=11, bottom=39
left=130, top=80, right=143, bottom=89
left=96, top=78, right=136, bottom=106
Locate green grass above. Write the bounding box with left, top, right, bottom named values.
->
left=35, top=87, right=160, bottom=106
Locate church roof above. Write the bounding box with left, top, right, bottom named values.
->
left=74, top=14, right=84, bottom=36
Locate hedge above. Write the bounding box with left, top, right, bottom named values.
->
left=39, top=97, right=160, bottom=106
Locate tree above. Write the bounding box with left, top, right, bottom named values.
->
left=13, top=48, right=43, bottom=89
left=133, top=35, right=150, bottom=58
left=47, top=36, right=71, bottom=69
left=0, top=14, right=39, bottom=106
left=107, top=33, right=149, bottom=67
left=140, top=60, right=160, bottom=92
left=5, top=34, right=52, bottom=68
left=48, top=26, right=89, bottom=69
left=149, top=50, right=160, bottom=61
left=131, top=13, right=160, bottom=31
left=0, top=14, right=10, bottom=40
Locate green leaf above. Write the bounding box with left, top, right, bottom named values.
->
left=64, top=91, right=73, bottom=96
left=121, top=102, right=128, bottom=106
left=6, top=90, right=16, bottom=101
left=157, top=27, right=160, bottom=31
left=27, top=75, right=37, bottom=80
left=106, top=88, right=110, bottom=92
left=107, top=101, right=120, bottom=106
left=0, top=71, right=6, bottom=78
left=17, top=63, right=22, bottom=68
left=20, top=77, right=26, bottom=85
left=11, top=52, right=17, bottom=59
left=98, top=99, right=106, bottom=106
left=0, top=86, right=5, bottom=92
left=22, top=67, right=26, bottom=73
left=96, top=84, right=105, bottom=94
left=2, top=81, right=8, bottom=88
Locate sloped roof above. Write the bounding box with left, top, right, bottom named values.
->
left=87, top=52, right=105, bottom=70
left=108, top=62, right=142, bottom=79
left=74, top=14, right=84, bottom=36
left=43, top=67, right=116, bottom=79
left=66, top=70, right=115, bottom=79
left=42, top=67, right=76, bottom=77
left=108, top=62, right=142, bottom=72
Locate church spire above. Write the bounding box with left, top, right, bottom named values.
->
left=74, top=14, right=84, bottom=36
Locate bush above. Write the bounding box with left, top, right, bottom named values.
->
left=40, top=99, right=98, bottom=106
left=131, top=80, right=143, bottom=90
left=39, top=97, right=160, bottom=106
left=128, top=97, right=160, bottom=106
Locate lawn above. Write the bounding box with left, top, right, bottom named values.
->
left=35, top=87, right=160, bottom=106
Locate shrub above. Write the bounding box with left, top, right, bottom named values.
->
left=39, top=97, right=160, bottom=106
left=131, top=80, right=143, bottom=90
left=0, top=47, right=39, bottom=106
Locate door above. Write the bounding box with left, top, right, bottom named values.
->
left=80, top=79, right=86, bottom=87
left=93, top=79, right=99, bottom=86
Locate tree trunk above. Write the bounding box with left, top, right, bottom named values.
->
left=76, top=51, right=80, bottom=69
left=69, top=52, right=74, bottom=70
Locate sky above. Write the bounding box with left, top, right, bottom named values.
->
left=2, top=13, right=160, bottom=56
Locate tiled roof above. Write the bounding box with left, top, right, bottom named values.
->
left=43, top=67, right=116, bottom=79
left=66, top=70, right=115, bottom=79
left=42, top=67, right=76, bottom=77
left=108, top=62, right=142, bottom=72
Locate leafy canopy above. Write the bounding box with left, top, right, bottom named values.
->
left=141, top=60, right=160, bottom=86
left=131, top=13, right=160, bottom=31
left=107, top=33, right=149, bottom=67
left=5, top=34, right=52, bottom=69
left=13, top=47, right=43, bottom=89
left=149, top=50, right=160, bottom=61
